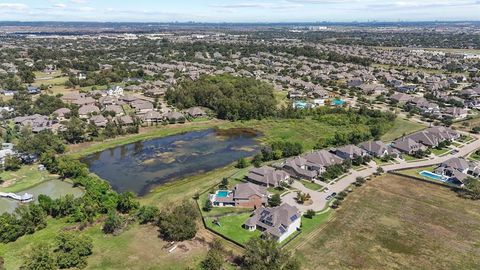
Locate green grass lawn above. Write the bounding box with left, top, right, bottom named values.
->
left=396, top=165, right=438, bottom=180
left=0, top=165, right=59, bottom=193
left=205, top=213, right=262, bottom=245
left=403, top=154, right=421, bottom=161
left=431, top=147, right=451, bottom=156
left=299, top=179, right=323, bottom=191
left=380, top=118, right=426, bottom=142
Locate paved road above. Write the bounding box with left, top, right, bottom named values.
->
left=283, top=133, right=480, bottom=213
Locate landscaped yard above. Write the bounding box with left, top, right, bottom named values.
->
left=204, top=213, right=262, bottom=245
left=431, top=147, right=451, bottom=156
left=396, top=165, right=437, bottom=180
left=380, top=118, right=426, bottom=142
left=296, top=174, right=480, bottom=269
left=0, top=165, right=58, bottom=193
left=299, top=179, right=323, bottom=191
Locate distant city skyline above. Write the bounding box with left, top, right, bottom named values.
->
left=0, top=0, right=479, bottom=22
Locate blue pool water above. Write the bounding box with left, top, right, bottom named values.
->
left=217, top=191, right=229, bottom=197
left=420, top=171, right=448, bottom=181
left=332, top=99, right=345, bottom=106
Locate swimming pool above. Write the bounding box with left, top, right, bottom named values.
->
left=216, top=191, right=230, bottom=198
left=419, top=171, right=449, bottom=182
left=332, top=99, right=345, bottom=106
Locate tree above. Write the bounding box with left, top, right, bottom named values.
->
left=252, top=153, right=263, bottom=167
left=103, top=211, right=123, bottom=234
left=116, top=192, right=139, bottom=214
left=20, top=244, right=56, bottom=270
left=54, top=232, right=93, bottom=269
left=242, top=237, right=300, bottom=270
left=376, top=167, right=384, bottom=175
left=295, top=192, right=311, bottom=204
left=304, top=209, right=316, bottom=219
left=56, top=157, right=89, bottom=179
left=62, top=117, right=86, bottom=144
left=158, top=201, right=199, bottom=241
left=236, top=158, right=248, bottom=169
left=166, top=74, right=277, bottom=121
left=136, top=205, right=159, bottom=224
left=219, top=177, right=229, bottom=189
left=268, top=194, right=282, bottom=207
left=203, top=199, right=213, bottom=212
left=201, top=240, right=224, bottom=270
left=3, top=155, right=21, bottom=171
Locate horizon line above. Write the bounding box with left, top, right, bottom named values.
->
left=0, top=20, right=480, bottom=24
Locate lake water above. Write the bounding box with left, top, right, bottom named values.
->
left=0, top=180, right=84, bottom=213
left=82, top=128, right=260, bottom=196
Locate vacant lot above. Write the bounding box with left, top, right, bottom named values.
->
left=296, top=174, right=480, bottom=270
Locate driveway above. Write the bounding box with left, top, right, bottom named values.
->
left=283, top=134, right=480, bottom=213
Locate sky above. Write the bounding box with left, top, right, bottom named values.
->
left=0, top=0, right=479, bottom=23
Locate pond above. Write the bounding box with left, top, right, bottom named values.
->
left=0, top=180, right=84, bottom=213
left=82, top=128, right=260, bottom=196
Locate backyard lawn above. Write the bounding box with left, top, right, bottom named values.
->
left=296, top=174, right=480, bottom=270
left=396, top=165, right=437, bottom=180
left=204, top=213, right=262, bottom=245
left=380, top=118, right=426, bottom=142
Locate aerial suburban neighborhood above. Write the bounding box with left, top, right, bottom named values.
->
left=0, top=2, right=480, bottom=270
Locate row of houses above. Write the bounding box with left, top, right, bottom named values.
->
left=391, top=93, right=469, bottom=119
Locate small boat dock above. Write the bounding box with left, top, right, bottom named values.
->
left=0, top=192, right=34, bottom=202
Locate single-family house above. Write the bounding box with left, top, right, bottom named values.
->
left=246, top=166, right=291, bottom=187
left=78, top=105, right=100, bottom=118
left=392, top=137, right=427, bottom=155
left=334, top=145, right=367, bottom=160
left=185, top=107, right=207, bottom=118
left=244, top=203, right=301, bottom=242
left=52, top=108, right=71, bottom=121
left=359, top=141, right=400, bottom=158
left=210, top=182, right=268, bottom=208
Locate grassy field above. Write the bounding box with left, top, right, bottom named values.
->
left=0, top=218, right=210, bottom=270
left=0, top=165, right=58, bottom=193
left=380, top=118, right=426, bottom=142
left=296, top=174, right=480, bottom=270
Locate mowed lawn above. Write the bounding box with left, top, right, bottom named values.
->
left=0, top=165, right=58, bottom=193
left=205, top=213, right=262, bottom=245
left=296, top=174, right=480, bottom=270
left=380, top=118, right=426, bottom=142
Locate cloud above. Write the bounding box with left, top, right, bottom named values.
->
left=53, top=3, right=67, bottom=9
left=70, top=0, right=87, bottom=3
left=367, top=1, right=480, bottom=10
left=211, top=2, right=303, bottom=10
left=0, top=3, right=29, bottom=10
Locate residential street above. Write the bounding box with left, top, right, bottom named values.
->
left=283, top=134, right=480, bottom=212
